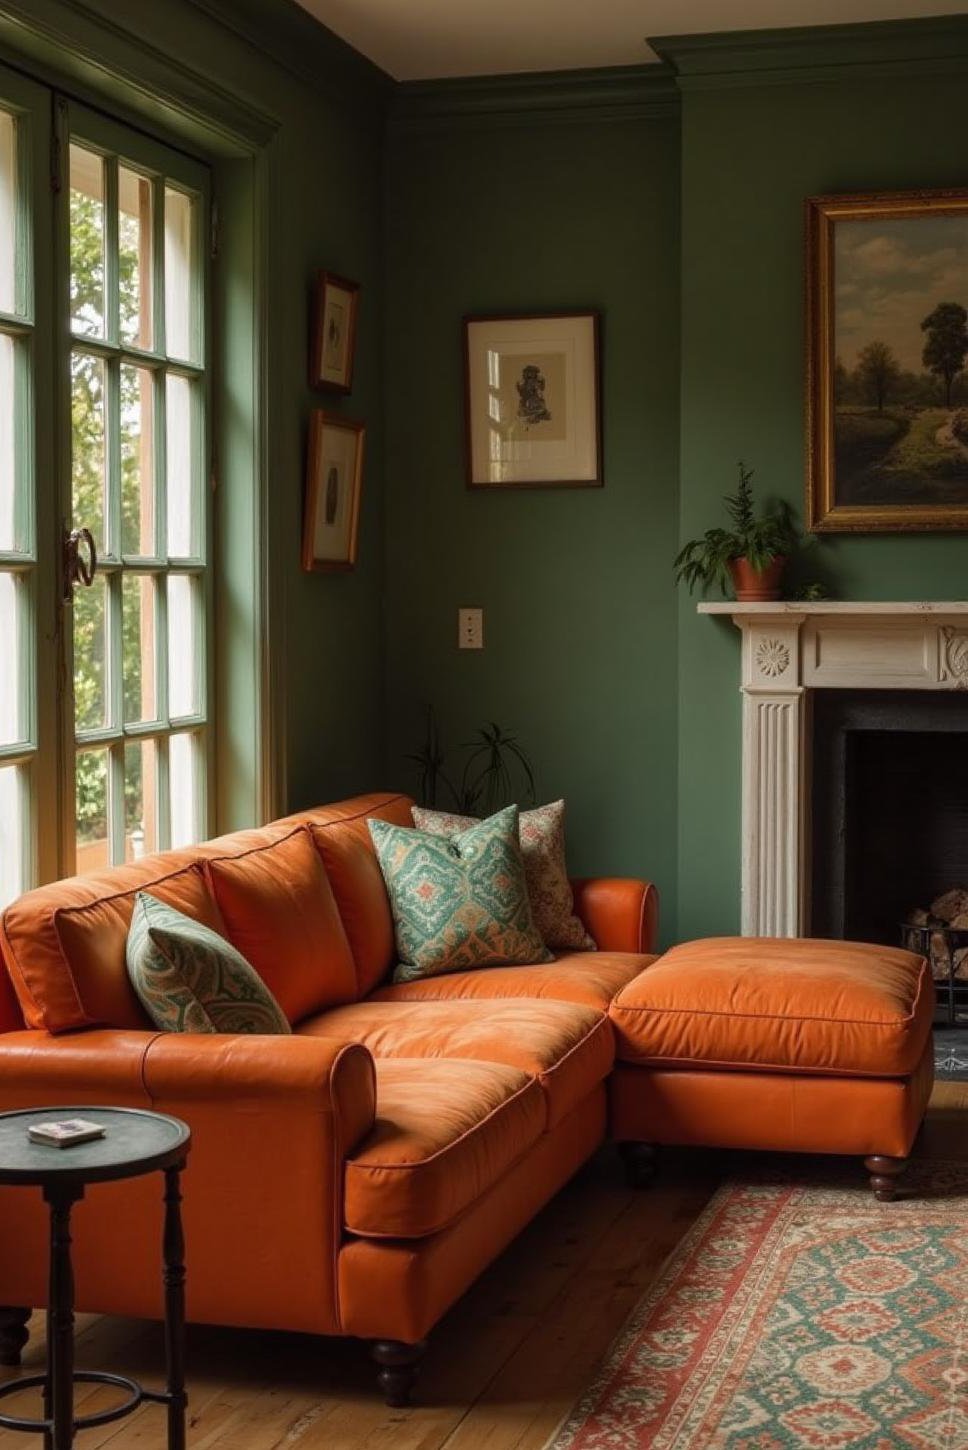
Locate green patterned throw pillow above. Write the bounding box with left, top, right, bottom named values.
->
left=126, top=892, right=292, bottom=1034
left=368, top=805, right=554, bottom=983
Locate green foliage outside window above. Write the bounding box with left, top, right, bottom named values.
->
left=71, top=186, right=148, bottom=850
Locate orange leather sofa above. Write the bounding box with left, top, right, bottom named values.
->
left=0, top=793, right=659, bottom=1403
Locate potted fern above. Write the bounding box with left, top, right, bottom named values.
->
left=674, top=462, right=798, bottom=601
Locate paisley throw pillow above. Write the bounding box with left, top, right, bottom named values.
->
left=126, top=892, right=292, bottom=1034
left=412, top=799, right=595, bottom=952
left=368, top=805, right=554, bottom=984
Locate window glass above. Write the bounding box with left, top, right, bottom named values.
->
left=69, top=144, right=105, bottom=338
left=118, top=166, right=153, bottom=350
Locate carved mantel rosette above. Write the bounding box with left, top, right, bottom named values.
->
left=741, top=617, right=804, bottom=694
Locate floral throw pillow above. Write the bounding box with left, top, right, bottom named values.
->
left=412, top=799, right=595, bottom=952
left=368, top=805, right=554, bottom=984
left=126, top=892, right=292, bottom=1034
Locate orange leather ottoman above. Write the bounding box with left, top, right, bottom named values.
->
left=607, top=936, right=935, bottom=1199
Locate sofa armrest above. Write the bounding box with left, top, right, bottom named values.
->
left=142, top=1032, right=376, bottom=1152
left=0, top=1030, right=375, bottom=1153
left=570, top=878, right=659, bottom=955
left=0, top=1032, right=373, bottom=1142
left=0, top=1029, right=159, bottom=1105
left=0, top=1030, right=377, bottom=1336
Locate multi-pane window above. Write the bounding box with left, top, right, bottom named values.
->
left=68, top=125, right=209, bottom=871
left=0, top=71, right=211, bottom=908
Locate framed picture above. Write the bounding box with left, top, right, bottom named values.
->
left=806, top=188, right=968, bottom=531
left=302, top=411, right=364, bottom=571
left=311, top=271, right=359, bottom=393
left=463, top=312, right=602, bottom=488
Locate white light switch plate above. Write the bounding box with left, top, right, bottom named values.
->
left=458, top=607, right=484, bottom=649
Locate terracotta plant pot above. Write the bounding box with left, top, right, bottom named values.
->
left=728, top=555, right=786, bottom=602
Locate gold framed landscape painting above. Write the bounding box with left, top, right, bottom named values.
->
left=807, top=188, right=968, bottom=531
left=463, top=312, right=602, bottom=488
left=302, top=411, right=364, bottom=571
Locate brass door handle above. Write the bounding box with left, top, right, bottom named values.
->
left=63, top=527, right=97, bottom=604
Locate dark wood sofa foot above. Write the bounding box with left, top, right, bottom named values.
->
left=865, top=1155, right=906, bottom=1202
left=371, top=1338, right=427, bottom=1406
left=0, top=1307, right=30, bottom=1366
left=619, top=1142, right=657, bottom=1189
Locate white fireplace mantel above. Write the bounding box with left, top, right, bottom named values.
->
left=699, top=601, right=968, bottom=937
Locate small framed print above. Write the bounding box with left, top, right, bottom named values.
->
left=302, top=411, right=364, bottom=571
left=463, top=311, right=602, bottom=488
left=311, top=271, right=359, bottom=393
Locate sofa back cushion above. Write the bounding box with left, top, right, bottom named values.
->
left=313, top=798, right=413, bottom=996
left=205, top=826, right=358, bottom=1023
left=274, top=793, right=414, bottom=996
left=2, top=858, right=225, bottom=1034
left=126, top=891, right=293, bottom=1035
left=0, top=794, right=413, bottom=1034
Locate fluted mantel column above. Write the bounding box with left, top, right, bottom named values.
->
left=737, top=615, right=806, bottom=936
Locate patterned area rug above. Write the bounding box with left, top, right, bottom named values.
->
left=934, top=1027, right=968, bottom=1081
left=548, top=1163, right=968, bottom=1449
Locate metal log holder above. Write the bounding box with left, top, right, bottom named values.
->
left=900, top=922, right=968, bottom=1027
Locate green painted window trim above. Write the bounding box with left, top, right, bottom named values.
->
left=0, top=60, right=55, bottom=896
left=0, top=2, right=281, bottom=859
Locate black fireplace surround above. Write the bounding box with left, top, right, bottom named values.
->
left=810, top=689, right=968, bottom=946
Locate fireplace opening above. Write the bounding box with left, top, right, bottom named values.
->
left=810, top=690, right=968, bottom=949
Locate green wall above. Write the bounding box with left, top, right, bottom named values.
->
left=384, top=24, right=968, bottom=945
left=675, top=46, right=968, bottom=939
left=383, top=90, right=681, bottom=927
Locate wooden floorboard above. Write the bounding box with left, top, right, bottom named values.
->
left=1, top=1083, right=963, bottom=1450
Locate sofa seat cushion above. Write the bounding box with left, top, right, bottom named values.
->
left=369, top=952, right=654, bottom=1012
left=344, top=1058, right=545, bottom=1238
left=609, top=937, right=933, bottom=1077
left=299, top=998, right=613, bottom=1129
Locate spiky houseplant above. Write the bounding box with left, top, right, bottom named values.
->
left=407, top=708, right=536, bottom=814
left=674, top=462, right=798, bottom=601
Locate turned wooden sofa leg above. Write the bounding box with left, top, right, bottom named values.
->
left=0, top=1307, right=30, bottom=1366
left=619, top=1142, right=657, bottom=1189
left=371, top=1339, right=427, bottom=1406
left=865, top=1155, right=906, bottom=1202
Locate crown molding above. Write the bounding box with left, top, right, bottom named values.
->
left=390, top=64, right=679, bottom=133
left=0, top=0, right=282, bottom=151
left=187, top=0, right=392, bottom=101
left=651, top=15, right=968, bottom=89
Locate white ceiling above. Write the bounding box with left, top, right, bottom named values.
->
left=295, top=0, right=968, bottom=79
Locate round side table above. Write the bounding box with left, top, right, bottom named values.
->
left=0, top=1106, right=191, bottom=1450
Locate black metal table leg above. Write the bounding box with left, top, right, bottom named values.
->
left=162, top=1166, right=187, bottom=1450
left=43, top=1184, right=82, bottom=1450
left=0, top=1108, right=191, bottom=1448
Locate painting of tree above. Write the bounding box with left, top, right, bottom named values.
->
left=921, top=302, right=968, bottom=408
left=813, top=197, right=968, bottom=525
